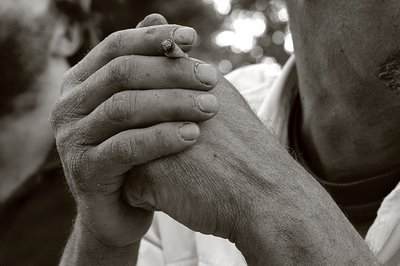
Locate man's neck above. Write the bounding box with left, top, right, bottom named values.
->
left=298, top=90, right=400, bottom=183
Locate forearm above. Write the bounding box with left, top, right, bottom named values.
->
left=234, top=148, right=379, bottom=265
left=60, top=216, right=140, bottom=266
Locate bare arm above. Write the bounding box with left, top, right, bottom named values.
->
left=123, top=75, right=380, bottom=265
left=233, top=145, right=379, bottom=265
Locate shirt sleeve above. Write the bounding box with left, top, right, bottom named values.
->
left=365, top=182, right=400, bottom=265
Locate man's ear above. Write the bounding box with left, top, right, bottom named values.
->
left=50, top=17, right=83, bottom=58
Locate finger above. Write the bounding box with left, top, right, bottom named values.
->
left=137, top=13, right=168, bottom=28
left=63, top=56, right=219, bottom=115
left=76, top=89, right=219, bottom=144
left=65, top=25, right=197, bottom=86
left=88, top=122, right=200, bottom=176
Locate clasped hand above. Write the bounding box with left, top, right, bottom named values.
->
left=51, top=14, right=223, bottom=247
left=52, top=14, right=288, bottom=250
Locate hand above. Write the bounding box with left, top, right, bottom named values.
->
left=51, top=15, right=220, bottom=248
left=123, top=75, right=274, bottom=240
left=122, top=75, right=378, bottom=265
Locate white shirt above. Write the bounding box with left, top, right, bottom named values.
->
left=138, top=56, right=400, bottom=266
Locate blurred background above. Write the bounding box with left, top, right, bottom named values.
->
left=92, top=0, right=292, bottom=74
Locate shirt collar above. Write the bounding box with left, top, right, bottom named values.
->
left=256, top=55, right=298, bottom=147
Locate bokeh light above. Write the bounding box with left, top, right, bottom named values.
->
left=96, top=0, right=291, bottom=75
left=218, top=59, right=233, bottom=73
left=214, top=10, right=266, bottom=53
left=284, top=32, right=294, bottom=53
left=277, top=7, right=289, bottom=22
left=203, top=0, right=232, bottom=15
left=272, top=31, right=285, bottom=45
left=260, top=56, right=282, bottom=74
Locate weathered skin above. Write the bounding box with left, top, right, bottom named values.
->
left=124, top=73, right=378, bottom=265
left=287, top=0, right=400, bottom=181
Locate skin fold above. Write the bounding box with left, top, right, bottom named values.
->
left=286, top=0, right=400, bottom=181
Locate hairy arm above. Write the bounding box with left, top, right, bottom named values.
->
left=124, top=75, right=380, bottom=265
left=233, top=145, right=379, bottom=265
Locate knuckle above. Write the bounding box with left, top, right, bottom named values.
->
left=143, top=26, right=160, bottom=43
left=108, top=56, right=135, bottom=85
left=49, top=100, right=62, bottom=132
left=65, top=148, right=92, bottom=193
left=103, top=91, right=134, bottom=122
left=49, top=96, right=69, bottom=132
left=50, top=73, right=79, bottom=130
left=60, top=70, right=73, bottom=93
left=104, top=31, right=125, bottom=57
left=60, top=67, right=84, bottom=93
left=49, top=94, right=82, bottom=132
left=55, top=120, right=95, bottom=157
left=55, top=126, right=77, bottom=154
left=110, top=136, right=138, bottom=165
left=108, top=125, right=173, bottom=166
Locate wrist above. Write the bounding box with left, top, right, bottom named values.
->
left=60, top=215, right=141, bottom=266
left=232, top=150, right=378, bottom=265
left=74, top=195, right=152, bottom=247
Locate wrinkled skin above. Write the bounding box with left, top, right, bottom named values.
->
left=123, top=71, right=377, bottom=265
left=124, top=75, right=273, bottom=239
left=287, top=0, right=400, bottom=180
left=52, top=18, right=221, bottom=253
left=57, top=12, right=379, bottom=266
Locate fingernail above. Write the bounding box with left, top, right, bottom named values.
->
left=173, top=27, right=195, bottom=45
left=195, top=64, right=219, bottom=86
left=179, top=123, right=200, bottom=141
left=196, top=94, right=219, bottom=114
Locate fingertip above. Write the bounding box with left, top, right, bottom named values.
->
left=175, top=29, right=198, bottom=53
left=179, top=122, right=200, bottom=142
left=172, top=26, right=197, bottom=46
left=136, top=20, right=145, bottom=28
left=195, top=93, right=220, bottom=115
left=142, top=13, right=168, bottom=27
left=179, top=44, right=194, bottom=53
left=195, top=63, right=219, bottom=88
